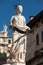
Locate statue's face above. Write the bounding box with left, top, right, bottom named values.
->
left=16, top=5, right=23, bottom=14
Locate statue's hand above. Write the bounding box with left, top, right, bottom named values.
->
left=19, top=26, right=31, bottom=30
left=25, top=26, right=31, bottom=30
left=9, top=21, right=13, bottom=29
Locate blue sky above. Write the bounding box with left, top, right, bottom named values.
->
left=0, top=0, right=43, bottom=36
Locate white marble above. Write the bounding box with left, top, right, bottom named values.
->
left=9, top=5, right=30, bottom=64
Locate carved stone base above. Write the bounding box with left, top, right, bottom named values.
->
left=3, top=64, right=11, bottom=65
left=3, top=62, right=26, bottom=65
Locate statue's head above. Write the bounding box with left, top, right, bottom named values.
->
left=16, top=5, right=23, bottom=14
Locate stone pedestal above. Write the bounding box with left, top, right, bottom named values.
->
left=3, top=64, right=11, bottom=65
left=3, top=62, right=26, bottom=65
left=13, top=62, right=26, bottom=65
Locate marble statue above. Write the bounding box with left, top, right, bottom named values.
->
left=9, top=5, right=31, bottom=64
left=10, top=5, right=30, bottom=44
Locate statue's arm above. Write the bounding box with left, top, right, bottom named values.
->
left=9, top=16, right=14, bottom=27
left=23, top=16, right=26, bottom=26
left=23, top=17, right=31, bottom=30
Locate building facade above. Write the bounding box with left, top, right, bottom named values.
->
left=0, top=25, right=12, bottom=64
left=26, top=10, right=43, bottom=65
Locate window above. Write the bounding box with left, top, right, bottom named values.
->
left=8, top=39, right=11, bottom=43
left=36, top=34, right=39, bottom=45
left=41, top=31, right=43, bottom=42
left=41, top=19, right=43, bottom=24
left=36, top=23, right=38, bottom=27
